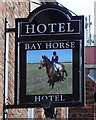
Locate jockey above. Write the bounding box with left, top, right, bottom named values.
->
left=51, top=51, right=59, bottom=64
left=51, top=51, right=61, bottom=76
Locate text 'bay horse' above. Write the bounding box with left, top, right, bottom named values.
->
left=39, top=55, right=68, bottom=89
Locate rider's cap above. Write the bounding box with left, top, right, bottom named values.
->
left=53, top=51, right=56, bottom=55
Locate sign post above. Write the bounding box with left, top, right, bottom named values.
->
left=14, top=3, right=85, bottom=109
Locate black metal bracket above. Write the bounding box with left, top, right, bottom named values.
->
left=5, top=104, right=38, bottom=109
left=6, top=28, right=15, bottom=33
left=41, top=99, right=57, bottom=119
left=41, top=99, right=52, bottom=108
left=44, top=107, right=57, bottom=119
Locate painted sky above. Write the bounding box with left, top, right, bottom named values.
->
left=26, top=49, right=72, bottom=63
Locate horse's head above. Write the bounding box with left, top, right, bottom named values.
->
left=38, top=55, right=50, bottom=69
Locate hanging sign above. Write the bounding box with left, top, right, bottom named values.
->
left=15, top=4, right=85, bottom=107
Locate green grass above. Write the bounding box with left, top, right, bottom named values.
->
left=26, top=63, right=72, bottom=95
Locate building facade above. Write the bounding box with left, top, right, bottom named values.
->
left=69, top=46, right=96, bottom=119
left=0, top=0, right=29, bottom=119
left=69, top=3, right=96, bottom=116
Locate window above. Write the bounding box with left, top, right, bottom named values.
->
left=88, top=68, right=96, bottom=83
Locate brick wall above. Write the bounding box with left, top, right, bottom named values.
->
left=34, top=107, right=68, bottom=118
left=0, top=1, right=3, bottom=119
left=68, top=44, right=96, bottom=119
left=68, top=46, right=96, bottom=119
left=68, top=70, right=96, bottom=119
left=0, top=1, right=29, bottom=119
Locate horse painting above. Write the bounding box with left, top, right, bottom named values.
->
left=39, top=55, right=68, bottom=89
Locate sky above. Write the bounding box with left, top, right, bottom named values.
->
left=26, top=49, right=72, bottom=63
left=57, top=0, right=95, bottom=36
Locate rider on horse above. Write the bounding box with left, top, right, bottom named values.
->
left=51, top=51, right=61, bottom=76
left=51, top=51, right=59, bottom=64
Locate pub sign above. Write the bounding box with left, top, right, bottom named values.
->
left=15, top=4, right=85, bottom=107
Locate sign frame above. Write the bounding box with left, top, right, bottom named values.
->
left=15, top=4, right=85, bottom=107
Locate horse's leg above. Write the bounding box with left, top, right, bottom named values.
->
left=52, top=82, right=54, bottom=89
left=47, top=79, right=52, bottom=86
left=47, top=76, right=53, bottom=86
left=47, top=75, right=51, bottom=83
left=60, top=71, right=64, bottom=81
left=64, top=70, right=68, bottom=77
left=51, top=77, right=54, bottom=89
left=47, top=80, right=51, bottom=86
left=48, top=78, right=54, bottom=88
left=47, top=79, right=50, bottom=83
left=49, top=76, right=55, bottom=89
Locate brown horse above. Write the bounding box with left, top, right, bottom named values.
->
left=39, top=55, right=67, bottom=88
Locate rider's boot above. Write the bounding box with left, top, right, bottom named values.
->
left=56, top=69, right=61, bottom=76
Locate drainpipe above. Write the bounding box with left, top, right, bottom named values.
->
left=3, top=18, right=9, bottom=119
left=28, top=108, right=35, bottom=119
